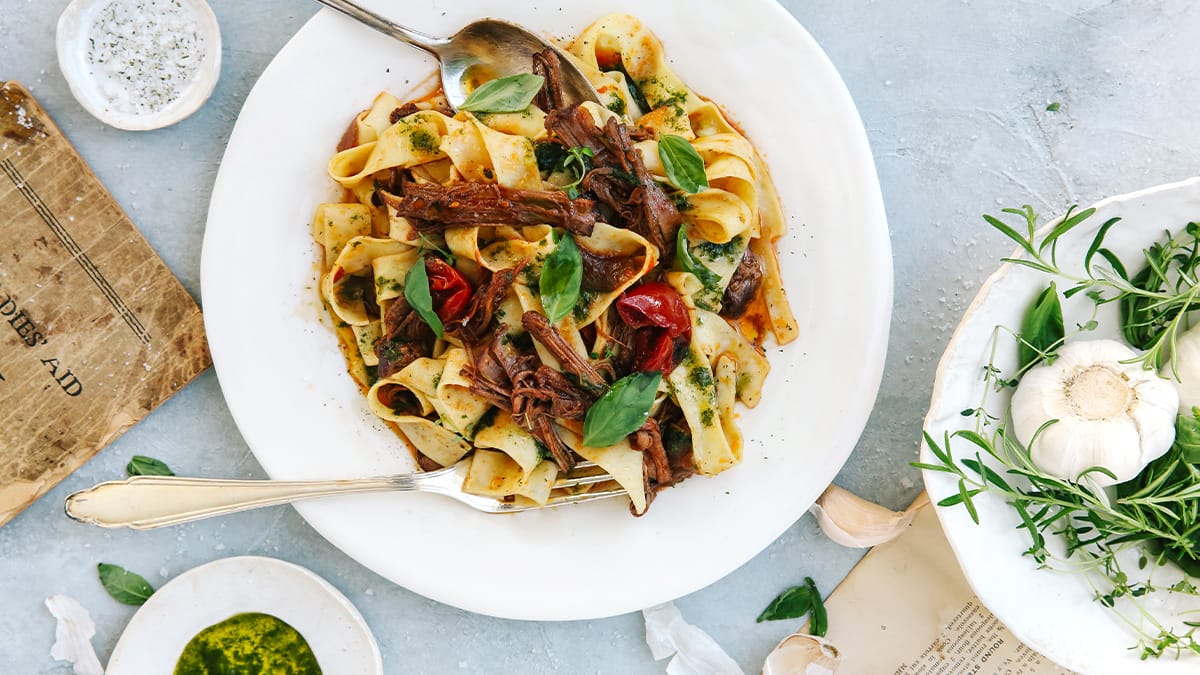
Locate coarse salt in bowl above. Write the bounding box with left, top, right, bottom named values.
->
left=56, top=0, right=222, bottom=131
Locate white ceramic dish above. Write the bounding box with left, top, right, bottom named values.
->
left=56, top=0, right=221, bottom=131
left=105, top=556, right=382, bottom=674
left=921, top=177, right=1200, bottom=673
left=201, top=0, right=891, bottom=620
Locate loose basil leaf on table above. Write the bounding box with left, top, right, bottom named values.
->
left=582, top=371, right=662, bottom=447
left=756, top=576, right=828, bottom=637
left=540, top=233, right=583, bottom=324
left=458, top=73, right=545, bottom=113
left=676, top=224, right=720, bottom=287
left=126, top=455, right=174, bottom=477
left=404, top=255, right=445, bottom=339
left=658, top=134, right=709, bottom=194
left=1017, top=281, right=1064, bottom=370
left=97, top=563, right=155, bottom=606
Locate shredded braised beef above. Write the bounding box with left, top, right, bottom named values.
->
left=521, top=311, right=607, bottom=392
left=532, top=48, right=566, bottom=112
left=578, top=242, right=643, bottom=292
left=375, top=296, right=436, bottom=378
left=446, top=266, right=520, bottom=346
left=545, top=106, right=682, bottom=252
left=381, top=182, right=597, bottom=236
left=721, top=248, right=764, bottom=319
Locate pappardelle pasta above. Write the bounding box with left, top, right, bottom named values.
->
left=312, top=14, right=797, bottom=514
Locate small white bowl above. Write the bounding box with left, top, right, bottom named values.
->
left=104, top=556, right=383, bottom=674
left=56, top=0, right=222, bottom=131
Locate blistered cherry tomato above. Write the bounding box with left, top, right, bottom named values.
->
left=615, top=282, right=691, bottom=339
left=425, top=256, right=472, bottom=323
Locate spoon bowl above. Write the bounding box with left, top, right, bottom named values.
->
left=315, top=0, right=601, bottom=110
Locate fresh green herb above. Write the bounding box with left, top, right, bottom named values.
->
left=1017, top=282, right=1065, bottom=370
left=534, top=141, right=567, bottom=173
left=696, top=236, right=743, bottom=262
left=459, top=73, right=545, bottom=113
left=126, top=455, right=174, bottom=477
left=98, top=563, right=155, bottom=606
left=662, top=425, right=691, bottom=456
left=657, top=134, right=708, bottom=194
left=756, top=577, right=827, bottom=635
left=404, top=256, right=444, bottom=339
left=540, top=234, right=584, bottom=324
left=582, top=371, right=662, bottom=447
left=1046, top=102, right=1061, bottom=111
left=560, top=146, right=594, bottom=199
left=415, top=233, right=456, bottom=266
left=677, top=225, right=720, bottom=287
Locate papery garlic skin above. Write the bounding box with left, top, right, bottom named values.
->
left=1011, top=339, right=1178, bottom=487
left=1165, top=323, right=1200, bottom=415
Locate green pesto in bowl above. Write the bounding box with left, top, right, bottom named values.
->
left=174, top=612, right=322, bottom=675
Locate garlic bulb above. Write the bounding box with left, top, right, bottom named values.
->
left=762, top=633, right=841, bottom=675
left=1011, top=339, right=1178, bottom=486
left=810, top=486, right=928, bottom=548
left=1165, top=323, right=1200, bottom=415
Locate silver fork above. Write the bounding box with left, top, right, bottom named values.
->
left=63, top=460, right=625, bottom=529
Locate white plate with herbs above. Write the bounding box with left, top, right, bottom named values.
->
left=201, top=0, right=890, bottom=620
left=921, top=177, right=1200, bottom=673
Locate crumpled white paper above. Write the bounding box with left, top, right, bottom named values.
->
left=643, top=602, right=744, bottom=675
left=45, top=594, right=104, bottom=675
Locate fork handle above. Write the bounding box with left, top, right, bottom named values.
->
left=314, top=0, right=449, bottom=55
left=63, top=474, right=416, bottom=530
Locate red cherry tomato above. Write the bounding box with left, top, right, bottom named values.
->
left=425, top=256, right=472, bottom=323
left=615, top=282, right=691, bottom=339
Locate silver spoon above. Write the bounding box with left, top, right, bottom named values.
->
left=314, top=0, right=601, bottom=110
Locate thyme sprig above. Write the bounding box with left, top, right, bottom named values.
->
left=921, top=207, right=1200, bottom=659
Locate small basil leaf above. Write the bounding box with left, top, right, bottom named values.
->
left=459, top=73, right=545, bottom=113
left=756, top=584, right=813, bottom=623
left=404, top=256, right=444, bottom=339
left=582, top=371, right=662, bottom=447
left=658, top=134, right=708, bottom=194
left=676, top=225, right=720, bottom=287
left=1017, top=282, right=1064, bottom=370
left=126, top=455, right=174, bottom=477
left=97, top=563, right=154, bottom=606
left=540, top=234, right=583, bottom=324
left=805, top=577, right=828, bottom=636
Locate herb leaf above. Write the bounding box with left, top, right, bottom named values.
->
left=676, top=225, right=720, bottom=287
left=756, top=578, right=827, bottom=626
left=459, top=73, right=545, bottom=113
left=126, top=455, right=174, bottom=477
left=1017, top=282, right=1064, bottom=370
left=658, top=134, right=708, bottom=194
left=540, top=234, right=583, bottom=324
left=582, top=371, right=661, bottom=447
left=1175, top=413, right=1200, bottom=464
left=404, top=256, right=444, bottom=339
left=97, top=563, right=154, bottom=606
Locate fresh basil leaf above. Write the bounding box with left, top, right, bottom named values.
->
left=126, top=455, right=174, bottom=477
left=582, top=371, right=662, bottom=447
left=756, top=584, right=813, bottom=623
left=1176, top=413, right=1200, bottom=464
left=657, top=134, right=708, bottom=194
left=98, top=563, right=154, bottom=606
left=540, top=234, right=583, bottom=324
left=1017, top=282, right=1064, bottom=370
left=805, top=577, right=828, bottom=636
left=676, top=224, right=720, bottom=287
left=459, top=73, right=545, bottom=113
left=404, top=256, right=444, bottom=339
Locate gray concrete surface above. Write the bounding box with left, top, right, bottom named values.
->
left=2, top=0, right=1198, bottom=672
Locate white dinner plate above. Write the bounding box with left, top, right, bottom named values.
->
left=105, top=556, right=382, bottom=674
left=201, top=0, right=891, bottom=620
left=921, top=177, right=1200, bottom=673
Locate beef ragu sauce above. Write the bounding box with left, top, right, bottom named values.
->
left=312, top=14, right=798, bottom=514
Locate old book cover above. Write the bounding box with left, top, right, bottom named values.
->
left=0, top=81, right=210, bottom=526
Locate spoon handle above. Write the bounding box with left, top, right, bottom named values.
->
left=63, top=473, right=417, bottom=529
left=314, top=0, right=448, bottom=54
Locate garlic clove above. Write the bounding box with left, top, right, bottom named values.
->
left=1165, top=323, right=1200, bottom=414
left=809, top=485, right=928, bottom=548
left=762, top=633, right=841, bottom=675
